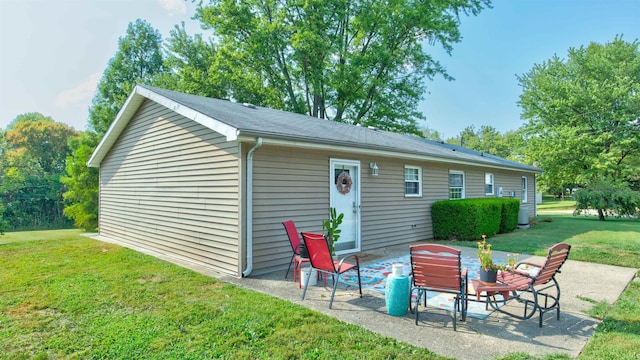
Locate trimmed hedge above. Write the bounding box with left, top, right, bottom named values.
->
left=432, top=198, right=520, bottom=240
left=500, top=198, right=520, bottom=233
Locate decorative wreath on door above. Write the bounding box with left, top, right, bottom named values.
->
left=336, top=172, right=353, bottom=195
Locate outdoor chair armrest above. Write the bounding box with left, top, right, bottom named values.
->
left=515, top=261, right=541, bottom=273
left=336, top=254, right=360, bottom=271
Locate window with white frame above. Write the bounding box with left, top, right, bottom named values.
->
left=485, top=173, right=494, bottom=195
left=404, top=165, right=422, bottom=197
left=521, top=176, right=528, bottom=203
left=449, top=171, right=465, bottom=199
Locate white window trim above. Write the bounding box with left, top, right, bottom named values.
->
left=404, top=165, right=422, bottom=197
left=449, top=170, right=465, bottom=200
left=521, top=176, right=528, bottom=203
left=485, top=173, right=494, bottom=196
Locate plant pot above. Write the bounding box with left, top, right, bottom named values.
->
left=479, top=268, right=498, bottom=285
left=300, top=267, right=317, bottom=287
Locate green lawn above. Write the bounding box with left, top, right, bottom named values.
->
left=0, top=230, right=441, bottom=359
left=537, top=195, right=577, bottom=211
left=1, top=215, right=639, bottom=359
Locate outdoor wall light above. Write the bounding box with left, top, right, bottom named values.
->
left=369, top=162, right=379, bottom=176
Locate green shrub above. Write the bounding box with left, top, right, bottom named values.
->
left=432, top=198, right=520, bottom=240
left=432, top=199, right=502, bottom=240
left=499, top=198, right=520, bottom=233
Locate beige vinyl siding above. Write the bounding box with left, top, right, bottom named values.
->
left=99, top=100, right=241, bottom=276
left=492, top=171, right=536, bottom=215
left=360, top=158, right=433, bottom=250
left=248, top=146, right=538, bottom=274
left=249, top=145, right=330, bottom=274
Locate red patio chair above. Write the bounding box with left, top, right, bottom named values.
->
left=300, top=232, right=362, bottom=309
left=409, top=244, right=468, bottom=331
left=282, top=220, right=310, bottom=287
left=490, top=243, right=571, bottom=327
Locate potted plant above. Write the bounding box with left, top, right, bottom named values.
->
left=322, top=207, right=344, bottom=255
left=477, top=235, right=518, bottom=284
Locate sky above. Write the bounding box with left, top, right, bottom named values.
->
left=1, top=0, right=639, bottom=139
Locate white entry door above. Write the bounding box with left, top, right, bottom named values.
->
left=330, top=159, right=361, bottom=254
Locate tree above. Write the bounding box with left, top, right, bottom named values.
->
left=574, top=179, right=640, bottom=220
left=6, top=114, right=76, bottom=173
left=89, top=19, right=165, bottom=135
left=64, top=19, right=167, bottom=230
left=192, top=0, right=490, bottom=135
left=0, top=129, right=6, bottom=234
left=446, top=125, right=513, bottom=159
left=0, top=200, right=6, bottom=234
left=421, top=127, right=443, bottom=141
left=0, top=113, right=77, bottom=230
left=6, top=112, right=55, bottom=130
left=61, top=131, right=100, bottom=231
left=518, top=37, right=640, bottom=196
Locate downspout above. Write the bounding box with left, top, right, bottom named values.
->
left=243, top=137, right=263, bottom=277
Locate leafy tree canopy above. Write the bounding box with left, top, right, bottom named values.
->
left=574, top=179, right=640, bottom=221
left=181, top=0, right=490, bottom=135
left=446, top=125, right=516, bottom=159
left=1, top=114, right=77, bottom=230
left=61, top=131, right=100, bottom=231
left=5, top=112, right=55, bottom=130
left=5, top=114, right=77, bottom=173
left=89, top=19, right=165, bottom=135
left=518, top=36, right=640, bottom=191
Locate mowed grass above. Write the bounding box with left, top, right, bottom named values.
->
left=0, top=230, right=441, bottom=359
left=1, top=213, right=639, bottom=360
left=537, top=196, right=577, bottom=211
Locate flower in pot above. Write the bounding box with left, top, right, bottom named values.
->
left=477, top=235, right=519, bottom=284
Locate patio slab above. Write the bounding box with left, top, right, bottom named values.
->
left=216, top=244, right=637, bottom=360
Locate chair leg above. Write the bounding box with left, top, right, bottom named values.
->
left=285, top=253, right=295, bottom=279
left=356, top=267, right=363, bottom=298
left=414, top=289, right=424, bottom=325
left=329, top=274, right=340, bottom=309
left=301, top=266, right=313, bottom=301
left=453, top=296, right=457, bottom=331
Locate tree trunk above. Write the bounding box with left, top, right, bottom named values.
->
left=597, top=209, right=606, bottom=221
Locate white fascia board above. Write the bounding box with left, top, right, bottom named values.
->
left=237, top=135, right=542, bottom=174
left=138, top=86, right=238, bottom=141
left=87, top=88, right=145, bottom=167
left=87, top=85, right=238, bottom=167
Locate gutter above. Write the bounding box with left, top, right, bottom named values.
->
left=242, top=137, right=263, bottom=277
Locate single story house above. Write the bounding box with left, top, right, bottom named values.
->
left=88, top=84, right=542, bottom=277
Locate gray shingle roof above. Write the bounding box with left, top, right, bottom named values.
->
left=140, top=85, right=540, bottom=173
left=88, top=84, right=538, bottom=172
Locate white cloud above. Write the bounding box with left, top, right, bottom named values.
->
left=54, top=72, right=101, bottom=109
left=159, top=0, right=187, bottom=15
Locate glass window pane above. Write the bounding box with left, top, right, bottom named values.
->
left=405, top=168, right=418, bottom=181
left=449, top=174, right=463, bottom=187
left=449, top=188, right=462, bottom=199
left=405, top=182, right=419, bottom=195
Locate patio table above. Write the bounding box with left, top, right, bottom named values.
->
left=470, top=278, right=517, bottom=310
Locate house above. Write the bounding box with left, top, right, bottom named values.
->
left=88, top=85, right=542, bottom=277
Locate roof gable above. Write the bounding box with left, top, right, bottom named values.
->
left=88, top=84, right=541, bottom=173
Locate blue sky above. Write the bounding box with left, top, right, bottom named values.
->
left=1, top=0, right=638, bottom=139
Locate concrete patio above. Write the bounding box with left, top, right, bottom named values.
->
left=216, top=244, right=637, bottom=360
